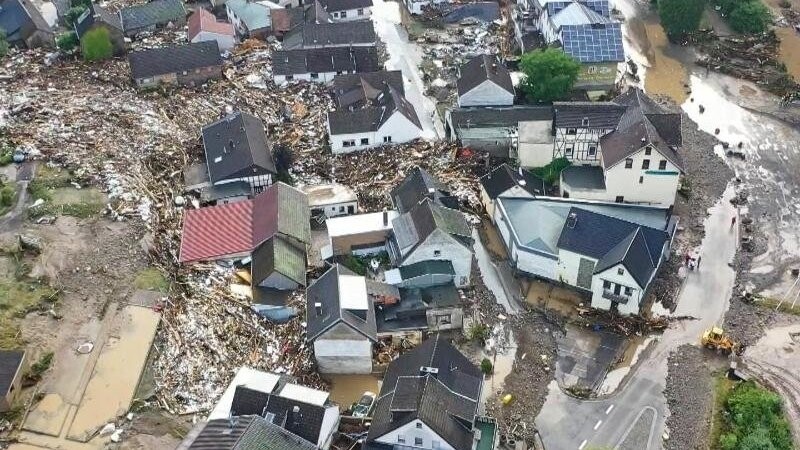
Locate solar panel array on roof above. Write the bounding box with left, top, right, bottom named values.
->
left=561, top=22, right=624, bottom=63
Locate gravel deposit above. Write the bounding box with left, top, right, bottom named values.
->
left=663, top=344, right=716, bottom=450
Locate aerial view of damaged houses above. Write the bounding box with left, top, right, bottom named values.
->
left=4, top=0, right=800, bottom=445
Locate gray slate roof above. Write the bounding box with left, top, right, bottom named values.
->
left=556, top=207, right=669, bottom=287
left=281, top=20, right=375, bottom=49
left=305, top=264, right=378, bottom=342
left=273, top=46, right=379, bottom=76
left=226, top=0, right=272, bottom=32
left=0, top=0, right=52, bottom=44
left=327, top=84, right=421, bottom=135
left=201, top=111, right=276, bottom=183
left=318, top=0, right=373, bottom=12
left=332, top=70, right=404, bottom=109
left=230, top=386, right=326, bottom=446
left=390, top=167, right=457, bottom=213
left=479, top=163, right=548, bottom=199
left=128, top=41, right=222, bottom=80
left=560, top=165, right=605, bottom=190
left=0, top=350, right=23, bottom=396
left=251, top=236, right=307, bottom=287
left=75, top=2, right=123, bottom=38
left=398, top=259, right=454, bottom=279
left=552, top=101, right=625, bottom=128
left=187, top=415, right=316, bottom=450
left=600, top=88, right=683, bottom=171
left=442, top=1, right=500, bottom=23
left=392, top=198, right=473, bottom=258
left=448, top=106, right=552, bottom=129
left=366, top=334, right=482, bottom=450
left=120, top=0, right=185, bottom=32
left=456, top=54, right=514, bottom=97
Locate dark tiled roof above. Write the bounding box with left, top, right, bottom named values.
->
left=556, top=207, right=668, bottom=287
left=0, top=0, right=52, bottom=43
left=398, top=259, right=455, bottom=279
left=332, top=70, right=404, bottom=109
left=327, top=84, right=421, bottom=135
left=120, top=0, right=185, bottom=32
left=390, top=167, right=452, bottom=214
left=448, top=106, right=552, bottom=129
left=442, top=1, right=500, bottom=23
left=75, top=3, right=122, bottom=38
left=305, top=264, right=378, bottom=342
left=273, top=46, right=379, bottom=76
left=201, top=111, right=276, bottom=183
left=282, top=20, right=375, bottom=49
left=552, top=101, right=625, bottom=128
left=187, top=415, right=317, bottom=450
left=456, top=54, right=514, bottom=97
left=251, top=236, right=307, bottom=287
left=128, top=41, right=222, bottom=80
left=230, top=386, right=326, bottom=446
left=319, top=0, right=373, bottom=12
left=560, top=165, right=605, bottom=190
left=0, top=350, right=24, bottom=396
left=394, top=198, right=472, bottom=253
left=601, top=88, right=683, bottom=171
left=367, top=335, right=481, bottom=450
left=479, top=163, right=547, bottom=199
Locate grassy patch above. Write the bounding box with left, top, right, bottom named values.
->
left=752, top=296, right=800, bottom=317
left=24, top=351, right=54, bottom=384
left=0, top=180, right=16, bottom=216
left=133, top=267, right=170, bottom=293
left=27, top=165, right=74, bottom=202
left=709, top=373, right=736, bottom=447
left=27, top=201, right=105, bottom=220
left=531, top=157, right=571, bottom=186
left=713, top=378, right=793, bottom=450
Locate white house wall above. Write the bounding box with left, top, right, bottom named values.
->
left=374, top=418, right=457, bottom=450
left=518, top=120, right=554, bottom=167
left=603, top=147, right=680, bottom=207
left=494, top=205, right=558, bottom=280
left=590, top=263, right=644, bottom=315
left=556, top=249, right=596, bottom=289
left=191, top=31, right=236, bottom=52
left=559, top=183, right=609, bottom=202
left=458, top=80, right=514, bottom=107
left=403, top=229, right=472, bottom=287
left=313, top=338, right=372, bottom=373
left=274, top=71, right=338, bottom=85
left=329, top=111, right=421, bottom=153
left=319, top=406, right=341, bottom=449
left=329, top=6, right=372, bottom=20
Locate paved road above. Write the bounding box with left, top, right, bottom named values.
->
left=473, top=229, right=526, bottom=315
left=536, top=186, right=738, bottom=450
left=370, top=0, right=444, bottom=140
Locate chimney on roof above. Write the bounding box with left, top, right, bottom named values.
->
left=567, top=212, right=578, bottom=229
left=291, top=405, right=302, bottom=428
left=314, top=302, right=322, bottom=316
left=382, top=209, right=388, bottom=227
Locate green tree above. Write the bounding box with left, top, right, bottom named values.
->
left=64, top=5, right=87, bottom=28
left=81, top=28, right=113, bottom=61
left=71, top=0, right=91, bottom=8
left=0, top=29, right=9, bottom=59
left=519, top=48, right=581, bottom=103
left=480, top=358, right=493, bottom=375
left=56, top=32, right=79, bottom=52
left=658, top=0, right=705, bottom=39
left=728, top=1, right=771, bottom=34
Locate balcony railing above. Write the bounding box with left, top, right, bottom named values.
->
left=602, top=290, right=630, bottom=304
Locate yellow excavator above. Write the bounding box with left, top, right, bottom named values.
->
left=701, top=327, right=741, bottom=355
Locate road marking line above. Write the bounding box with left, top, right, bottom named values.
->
left=594, top=420, right=603, bottom=430
left=578, top=439, right=588, bottom=450
left=605, top=404, right=615, bottom=415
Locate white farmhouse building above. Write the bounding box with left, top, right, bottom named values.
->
left=272, top=46, right=379, bottom=84
left=327, top=71, right=422, bottom=153
left=456, top=54, right=514, bottom=107
left=319, top=0, right=373, bottom=20
left=493, top=196, right=676, bottom=315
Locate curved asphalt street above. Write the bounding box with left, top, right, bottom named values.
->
left=535, top=185, right=738, bottom=450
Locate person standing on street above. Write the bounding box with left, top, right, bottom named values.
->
left=697, top=255, right=702, bottom=270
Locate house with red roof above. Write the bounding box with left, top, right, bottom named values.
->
left=188, top=8, right=236, bottom=52
left=179, top=183, right=311, bottom=290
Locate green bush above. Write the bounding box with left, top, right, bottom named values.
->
left=658, top=0, right=705, bottom=39
left=57, top=32, right=79, bottom=52
left=718, top=381, right=793, bottom=450
left=467, top=323, right=490, bottom=344
left=480, top=358, right=493, bottom=375
left=531, top=157, right=571, bottom=185
left=727, top=1, right=771, bottom=33
left=0, top=185, right=14, bottom=207
left=519, top=48, right=581, bottom=103
left=0, top=149, right=12, bottom=166
left=0, top=29, right=8, bottom=59
left=81, top=27, right=113, bottom=61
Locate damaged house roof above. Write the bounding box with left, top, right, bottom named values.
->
left=75, top=2, right=122, bottom=38
left=225, top=0, right=274, bottom=31
left=188, top=8, right=234, bottom=40
left=366, top=334, right=482, bottom=450
left=281, top=20, right=375, bottom=49
left=390, top=167, right=459, bottom=213
left=201, top=111, right=276, bottom=184
left=479, top=163, right=548, bottom=199
left=185, top=415, right=317, bottom=450
left=456, top=54, right=514, bottom=97
left=120, top=0, right=185, bottom=33
left=0, top=0, right=53, bottom=44
left=305, top=264, right=378, bottom=342
left=273, top=46, right=379, bottom=76
left=327, top=82, right=421, bottom=135
left=128, top=41, right=222, bottom=80
left=331, top=70, right=404, bottom=109
left=179, top=183, right=310, bottom=262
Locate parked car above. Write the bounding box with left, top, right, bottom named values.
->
left=351, top=391, right=376, bottom=418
